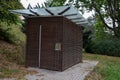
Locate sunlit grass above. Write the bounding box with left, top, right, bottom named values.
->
left=83, top=53, right=120, bottom=80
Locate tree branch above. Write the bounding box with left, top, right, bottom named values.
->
left=91, top=0, right=113, bottom=30
left=107, top=0, right=116, bottom=29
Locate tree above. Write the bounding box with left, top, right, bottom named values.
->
left=0, top=0, right=24, bottom=24
left=43, top=0, right=66, bottom=7
left=0, top=0, right=24, bottom=43
left=68, top=0, right=120, bottom=38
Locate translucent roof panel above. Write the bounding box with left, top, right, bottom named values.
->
left=10, top=9, right=35, bottom=16
left=65, top=14, right=83, bottom=19
left=10, top=6, right=89, bottom=27
left=30, top=8, right=51, bottom=16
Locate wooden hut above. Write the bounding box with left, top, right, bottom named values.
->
left=10, top=6, right=89, bottom=71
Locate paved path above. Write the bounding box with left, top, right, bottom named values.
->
left=25, top=60, right=98, bottom=80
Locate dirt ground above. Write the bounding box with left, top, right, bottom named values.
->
left=0, top=40, right=37, bottom=79
left=84, top=71, right=103, bottom=80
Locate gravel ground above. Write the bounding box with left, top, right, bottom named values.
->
left=25, top=60, right=98, bottom=80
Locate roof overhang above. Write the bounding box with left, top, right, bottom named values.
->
left=10, top=6, right=89, bottom=27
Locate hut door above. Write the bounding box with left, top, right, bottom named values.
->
left=40, top=22, right=57, bottom=70
left=38, top=25, right=42, bottom=67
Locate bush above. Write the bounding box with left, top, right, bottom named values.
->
left=87, top=38, right=120, bottom=57
left=0, top=22, right=26, bottom=44
left=83, top=31, right=94, bottom=53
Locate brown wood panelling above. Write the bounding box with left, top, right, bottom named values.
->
left=25, top=16, right=82, bottom=71
left=62, top=17, right=82, bottom=70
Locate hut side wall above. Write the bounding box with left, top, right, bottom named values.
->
left=62, top=17, right=82, bottom=70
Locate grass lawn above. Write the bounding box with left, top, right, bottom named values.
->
left=83, top=53, right=120, bottom=80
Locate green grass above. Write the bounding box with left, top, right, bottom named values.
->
left=83, top=53, right=120, bottom=80
left=0, top=67, right=19, bottom=78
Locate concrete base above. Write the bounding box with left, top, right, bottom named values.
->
left=25, top=60, right=98, bottom=80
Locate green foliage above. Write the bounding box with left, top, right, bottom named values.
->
left=68, top=0, right=120, bottom=38
left=0, top=1, right=25, bottom=44
left=43, top=0, right=66, bottom=7
left=0, top=0, right=24, bottom=24
left=94, top=20, right=106, bottom=39
left=0, top=22, right=26, bottom=44
left=84, top=18, right=120, bottom=56
left=84, top=23, right=120, bottom=57
left=89, top=38, right=120, bottom=57
left=0, top=67, right=18, bottom=78
left=83, top=53, right=120, bottom=80
left=83, top=31, right=93, bottom=53
left=94, top=18, right=114, bottom=39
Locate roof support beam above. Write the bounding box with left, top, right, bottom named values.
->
left=45, top=8, right=54, bottom=15
left=58, top=6, right=70, bottom=15
left=29, top=10, right=40, bottom=16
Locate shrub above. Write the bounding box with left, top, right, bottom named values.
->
left=88, top=38, right=120, bottom=57
left=0, top=22, right=26, bottom=44
left=83, top=31, right=94, bottom=53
